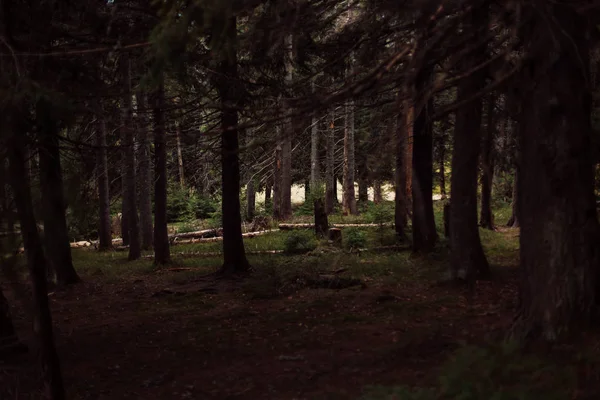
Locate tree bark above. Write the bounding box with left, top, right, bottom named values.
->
left=439, top=144, right=447, bottom=198
left=272, top=140, right=282, bottom=220
left=314, top=198, right=329, bottom=238
left=136, top=92, right=153, bottom=251
left=325, top=110, right=336, bottom=213
left=121, top=55, right=141, bottom=261
left=412, top=95, right=438, bottom=253
left=512, top=2, right=600, bottom=341
left=37, top=100, right=80, bottom=286
left=448, top=3, right=491, bottom=282
left=395, top=92, right=410, bottom=236
left=277, top=32, right=294, bottom=221
left=342, top=100, right=357, bottom=215
left=480, top=93, right=496, bottom=230
left=373, top=180, right=383, bottom=204
left=96, top=113, right=112, bottom=251
left=246, top=179, right=256, bottom=221
left=310, top=82, right=320, bottom=190
left=358, top=179, right=368, bottom=203
left=7, top=124, right=65, bottom=399
left=153, top=78, right=171, bottom=265
left=175, top=122, right=185, bottom=187
left=507, top=169, right=520, bottom=228
left=216, top=15, right=251, bottom=275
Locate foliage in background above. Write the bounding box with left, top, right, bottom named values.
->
left=283, top=231, right=317, bottom=254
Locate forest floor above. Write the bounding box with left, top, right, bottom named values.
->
left=3, top=203, right=600, bottom=399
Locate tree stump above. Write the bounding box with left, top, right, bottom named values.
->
left=328, top=228, right=342, bottom=245
left=314, top=198, right=329, bottom=238
left=443, top=202, right=451, bottom=238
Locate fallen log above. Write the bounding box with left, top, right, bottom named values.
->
left=279, top=223, right=393, bottom=230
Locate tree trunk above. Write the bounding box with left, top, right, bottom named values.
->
left=512, top=2, right=600, bottom=341
left=7, top=125, right=65, bottom=399
left=37, top=100, right=80, bottom=286
left=216, top=15, right=251, bottom=275
left=358, top=179, right=368, bottom=203
left=314, top=198, right=329, bottom=238
left=96, top=114, right=112, bottom=251
left=246, top=179, right=256, bottom=221
left=507, top=169, right=520, bottom=228
left=449, top=4, right=491, bottom=282
left=480, top=93, right=495, bottom=230
left=175, top=122, right=185, bottom=187
left=342, top=99, right=357, bottom=215
left=136, top=92, right=153, bottom=251
left=395, top=92, right=410, bottom=236
left=121, top=55, right=141, bottom=260
left=325, top=110, right=336, bottom=214
left=265, top=180, right=272, bottom=205
left=272, top=141, right=282, bottom=220
left=279, top=33, right=294, bottom=221
left=310, top=82, right=320, bottom=189
left=412, top=95, right=438, bottom=253
left=439, top=144, right=446, bottom=198
left=153, top=78, right=171, bottom=265
left=373, top=180, right=383, bottom=204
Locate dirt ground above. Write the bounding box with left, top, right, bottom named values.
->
left=1, top=262, right=520, bottom=399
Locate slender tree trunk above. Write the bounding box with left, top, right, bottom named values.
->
left=7, top=125, right=65, bottom=399
left=310, top=82, right=320, bottom=189
left=480, top=94, right=496, bottom=230
left=342, top=100, right=357, bottom=215
left=273, top=140, right=282, bottom=220
left=507, top=170, right=519, bottom=228
left=439, top=145, right=446, bottom=198
left=358, top=179, right=368, bottom=203
left=280, top=33, right=294, bottom=220
left=449, top=4, right=491, bottom=282
left=395, top=92, right=409, bottom=236
left=373, top=180, right=383, bottom=204
left=412, top=95, right=438, bottom=253
left=325, top=111, right=336, bottom=214
left=153, top=78, right=171, bottom=265
left=37, top=100, right=80, bottom=286
left=121, top=56, right=141, bottom=260
left=175, top=122, right=185, bottom=187
left=512, top=2, right=600, bottom=341
left=217, top=15, right=251, bottom=275
left=97, top=114, right=112, bottom=251
left=265, top=180, right=272, bottom=205
left=136, top=93, right=153, bottom=250
left=246, top=179, right=256, bottom=221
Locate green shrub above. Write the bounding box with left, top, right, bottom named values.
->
left=366, top=202, right=394, bottom=225
left=283, top=231, right=316, bottom=254
left=345, top=228, right=367, bottom=249
left=166, top=183, right=195, bottom=223
left=194, top=196, right=218, bottom=220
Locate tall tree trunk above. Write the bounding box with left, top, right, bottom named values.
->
left=395, top=93, right=409, bottom=237
left=265, top=180, right=272, bottom=205
left=216, top=15, right=251, bottom=275
left=373, top=180, right=383, bottom=204
left=246, top=179, right=256, bottom=222
left=507, top=170, right=519, bottom=228
left=412, top=95, right=437, bottom=253
left=175, top=122, right=185, bottom=187
left=7, top=124, right=65, bottom=399
left=358, top=179, right=368, bottom=203
left=480, top=93, right=496, bottom=230
left=310, top=82, right=320, bottom=190
left=272, top=140, right=282, bottom=220
left=96, top=114, right=112, bottom=251
left=136, top=93, right=153, bottom=251
left=325, top=110, right=336, bottom=213
left=512, top=2, right=600, bottom=341
left=439, top=144, right=446, bottom=198
left=342, top=100, right=357, bottom=215
left=448, top=3, right=491, bottom=282
left=153, top=78, right=171, bottom=265
left=280, top=33, right=294, bottom=220
left=121, top=56, right=141, bottom=260
left=37, top=100, right=80, bottom=286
